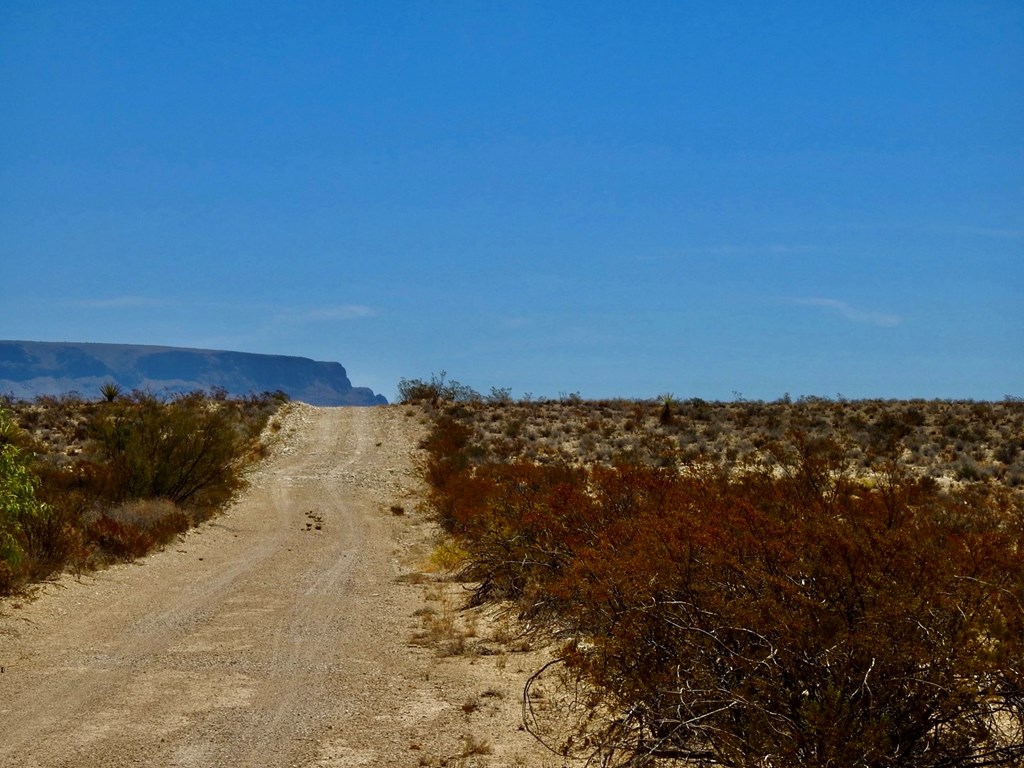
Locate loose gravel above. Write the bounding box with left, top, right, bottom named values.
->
left=0, top=404, right=563, bottom=768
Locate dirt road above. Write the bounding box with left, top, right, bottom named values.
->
left=0, top=405, right=561, bottom=768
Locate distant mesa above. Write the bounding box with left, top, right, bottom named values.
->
left=0, top=340, right=388, bottom=406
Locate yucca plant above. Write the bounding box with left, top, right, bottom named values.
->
left=99, top=381, right=123, bottom=403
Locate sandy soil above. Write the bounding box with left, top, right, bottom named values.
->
left=0, top=404, right=565, bottom=768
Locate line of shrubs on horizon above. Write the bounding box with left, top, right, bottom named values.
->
left=398, top=373, right=1024, bottom=487
left=401, top=374, right=1024, bottom=767
left=0, top=386, right=288, bottom=594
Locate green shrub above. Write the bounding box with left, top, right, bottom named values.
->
left=87, top=391, right=261, bottom=511
left=0, top=410, right=48, bottom=569
left=0, top=390, right=282, bottom=593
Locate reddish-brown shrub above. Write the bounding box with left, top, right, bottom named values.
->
left=17, top=501, right=87, bottom=582
left=545, top=463, right=1024, bottom=767
left=86, top=516, right=154, bottom=561
left=421, top=411, right=1024, bottom=767
left=0, top=559, right=14, bottom=594
left=0, top=390, right=283, bottom=594
left=105, top=499, right=192, bottom=546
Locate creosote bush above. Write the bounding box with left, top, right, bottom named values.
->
left=435, top=395, right=1024, bottom=486
left=0, top=410, right=49, bottom=587
left=1, top=389, right=285, bottom=593
left=88, top=390, right=262, bottom=509
left=421, top=403, right=1024, bottom=767
left=397, top=371, right=481, bottom=405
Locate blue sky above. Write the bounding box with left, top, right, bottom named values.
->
left=2, top=2, right=1021, bottom=401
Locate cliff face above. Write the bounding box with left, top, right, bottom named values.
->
left=0, top=341, right=388, bottom=406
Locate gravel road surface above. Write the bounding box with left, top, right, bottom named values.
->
left=0, top=405, right=561, bottom=767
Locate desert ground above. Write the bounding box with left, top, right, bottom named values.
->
left=0, top=404, right=563, bottom=768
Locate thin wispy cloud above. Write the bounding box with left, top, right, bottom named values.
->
left=954, top=226, right=1024, bottom=240
left=501, top=316, right=531, bottom=329
left=637, top=244, right=822, bottom=261
left=65, top=296, right=172, bottom=309
left=283, top=305, right=376, bottom=322
left=794, top=298, right=902, bottom=328
left=63, top=298, right=376, bottom=325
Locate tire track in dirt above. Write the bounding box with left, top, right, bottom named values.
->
left=0, top=405, right=564, bottom=768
